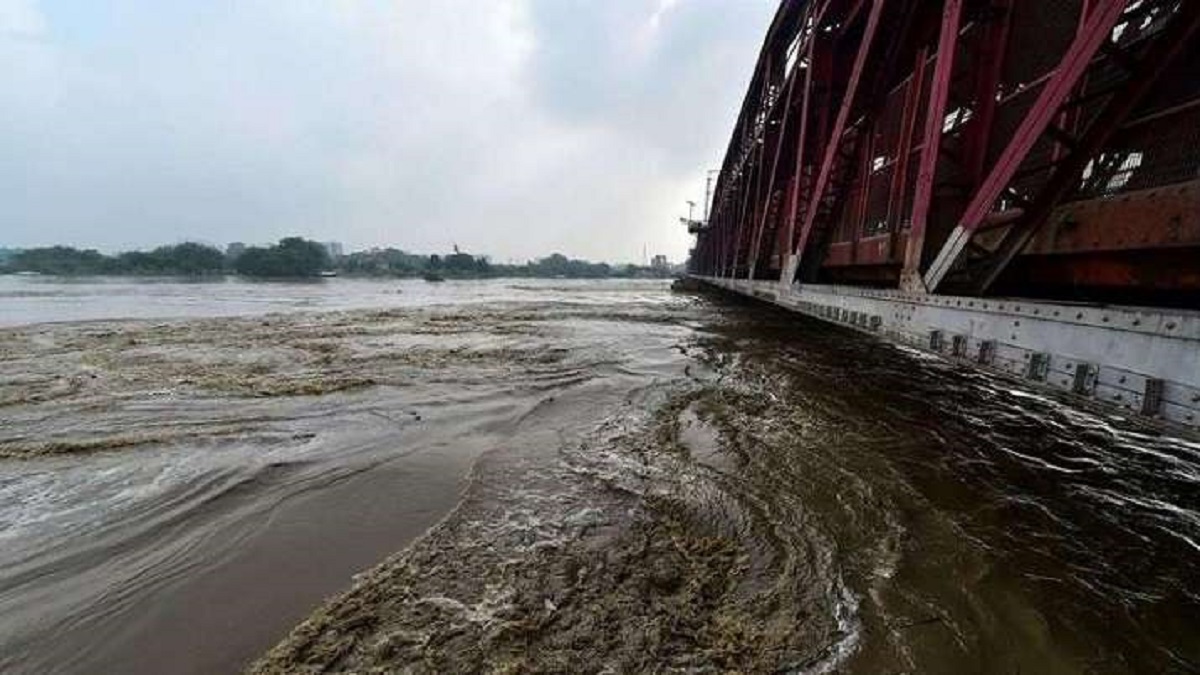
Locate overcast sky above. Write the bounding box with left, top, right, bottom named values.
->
left=2, top=0, right=774, bottom=263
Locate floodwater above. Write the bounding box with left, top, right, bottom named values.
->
left=0, top=275, right=547, bottom=327
left=1, top=277, right=1197, bottom=674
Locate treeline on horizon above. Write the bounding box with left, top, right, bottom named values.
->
left=0, top=238, right=672, bottom=280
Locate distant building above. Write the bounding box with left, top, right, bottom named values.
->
left=651, top=254, right=670, bottom=271
left=225, top=242, right=246, bottom=259
left=322, top=241, right=344, bottom=259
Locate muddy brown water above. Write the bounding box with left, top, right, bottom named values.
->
left=1, top=278, right=1197, bottom=673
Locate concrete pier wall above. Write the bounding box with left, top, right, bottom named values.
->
left=697, top=276, right=1200, bottom=429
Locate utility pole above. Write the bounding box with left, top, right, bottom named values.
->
left=704, top=169, right=718, bottom=223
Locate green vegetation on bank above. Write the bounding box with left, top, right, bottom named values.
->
left=233, top=238, right=330, bottom=278
left=343, top=250, right=621, bottom=279
left=2, top=240, right=325, bottom=278
left=4, top=243, right=226, bottom=276
left=1, top=239, right=674, bottom=279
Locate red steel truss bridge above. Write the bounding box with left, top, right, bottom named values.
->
left=689, top=0, right=1200, bottom=427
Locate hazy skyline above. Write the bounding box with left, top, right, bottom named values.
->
left=2, top=0, right=775, bottom=263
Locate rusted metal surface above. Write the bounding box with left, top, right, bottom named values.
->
left=1031, top=179, right=1200, bottom=256
left=690, top=0, right=1200, bottom=308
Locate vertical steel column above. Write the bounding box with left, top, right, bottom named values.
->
left=791, top=0, right=886, bottom=279
left=781, top=33, right=820, bottom=277
left=962, top=0, right=1012, bottom=184
left=849, top=124, right=874, bottom=263
left=886, top=50, right=926, bottom=261
left=749, top=59, right=802, bottom=280
left=901, top=0, right=962, bottom=291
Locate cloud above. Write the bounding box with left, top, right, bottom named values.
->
left=1, top=0, right=774, bottom=262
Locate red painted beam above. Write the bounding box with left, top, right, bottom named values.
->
left=792, top=0, right=887, bottom=280
left=901, top=0, right=962, bottom=290
left=924, top=0, right=1131, bottom=291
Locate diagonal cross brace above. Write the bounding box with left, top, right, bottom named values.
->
left=923, top=0, right=1131, bottom=293
left=789, top=0, right=887, bottom=282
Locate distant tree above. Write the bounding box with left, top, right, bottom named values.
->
left=275, top=237, right=330, bottom=276
left=540, top=253, right=570, bottom=275
left=336, top=248, right=429, bottom=277
left=7, top=243, right=226, bottom=276
left=234, top=237, right=330, bottom=278
left=522, top=253, right=611, bottom=279
left=233, top=247, right=273, bottom=276
left=4, top=241, right=630, bottom=281
left=157, top=242, right=225, bottom=275
left=388, top=250, right=427, bottom=275
left=9, top=246, right=111, bottom=275
left=443, top=251, right=481, bottom=276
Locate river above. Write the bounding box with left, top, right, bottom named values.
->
left=1, top=276, right=1197, bottom=673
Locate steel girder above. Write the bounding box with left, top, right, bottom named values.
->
left=690, top=0, right=1200, bottom=306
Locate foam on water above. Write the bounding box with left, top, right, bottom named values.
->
left=2, top=278, right=1198, bottom=673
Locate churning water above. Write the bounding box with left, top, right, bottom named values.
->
left=0, top=278, right=1197, bottom=673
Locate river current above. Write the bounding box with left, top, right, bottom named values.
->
left=0, top=277, right=1197, bottom=673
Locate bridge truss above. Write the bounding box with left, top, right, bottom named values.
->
left=691, top=0, right=1200, bottom=306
